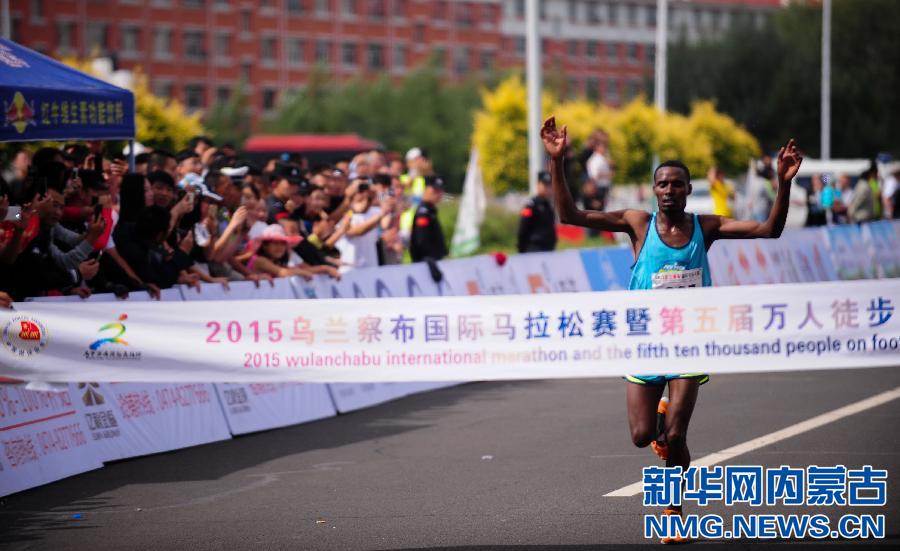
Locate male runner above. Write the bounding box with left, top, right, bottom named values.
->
left=541, top=116, right=802, bottom=543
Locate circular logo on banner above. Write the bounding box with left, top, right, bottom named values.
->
left=2, top=316, right=49, bottom=357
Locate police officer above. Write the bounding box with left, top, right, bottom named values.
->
left=517, top=171, right=557, bottom=253
left=410, top=176, right=448, bottom=262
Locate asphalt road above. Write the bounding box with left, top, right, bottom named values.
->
left=2, top=367, right=900, bottom=550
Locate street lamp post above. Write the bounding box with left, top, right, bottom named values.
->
left=526, top=0, right=542, bottom=196
left=821, top=0, right=831, bottom=160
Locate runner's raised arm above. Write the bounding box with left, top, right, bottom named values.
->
left=541, top=116, right=648, bottom=239
left=702, top=138, right=803, bottom=242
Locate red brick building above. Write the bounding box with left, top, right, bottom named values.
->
left=10, top=0, right=781, bottom=127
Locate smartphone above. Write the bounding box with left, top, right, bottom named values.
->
left=4, top=206, right=21, bottom=222
left=358, top=183, right=370, bottom=192
left=94, top=154, right=103, bottom=174
left=93, top=203, right=103, bottom=218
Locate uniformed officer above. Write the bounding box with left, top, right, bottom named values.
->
left=517, top=171, right=558, bottom=253
left=410, top=176, right=448, bottom=262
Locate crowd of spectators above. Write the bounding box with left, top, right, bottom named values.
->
left=0, top=138, right=448, bottom=305
left=750, top=155, right=900, bottom=227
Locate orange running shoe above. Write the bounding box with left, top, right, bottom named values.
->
left=652, top=397, right=669, bottom=461
left=660, top=508, right=690, bottom=545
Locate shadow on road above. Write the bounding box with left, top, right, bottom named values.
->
left=0, top=381, right=538, bottom=544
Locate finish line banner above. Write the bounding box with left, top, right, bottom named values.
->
left=1, top=280, right=897, bottom=383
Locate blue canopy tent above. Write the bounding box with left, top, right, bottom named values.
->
left=0, top=37, right=136, bottom=164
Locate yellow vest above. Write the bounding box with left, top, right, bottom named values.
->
left=399, top=174, right=426, bottom=233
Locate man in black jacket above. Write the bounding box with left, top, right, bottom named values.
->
left=410, top=176, right=448, bottom=262
left=517, top=171, right=557, bottom=253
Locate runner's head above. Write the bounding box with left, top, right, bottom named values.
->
left=653, top=160, right=691, bottom=215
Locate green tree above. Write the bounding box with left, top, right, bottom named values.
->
left=205, top=82, right=252, bottom=148
left=266, top=60, right=482, bottom=191
left=668, top=0, right=900, bottom=158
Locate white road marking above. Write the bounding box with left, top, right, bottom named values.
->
left=604, top=385, right=900, bottom=497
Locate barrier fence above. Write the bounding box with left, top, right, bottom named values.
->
left=1, top=221, right=898, bottom=496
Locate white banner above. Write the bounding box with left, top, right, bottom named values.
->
left=505, top=250, right=593, bottom=294
left=69, top=382, right=231, bottom=462
left=438, top=255, right=519, bottom=295
left=862, top=221, right=900, bottom=279
left=0, top=385, right=102, bottom=497
left=214, top=383, right=336, bottom=434
left=327, top=383, right=412, bottom=413
left=826, top=224, right=875, bottom=280
left=2, top=279, right=897, bottom=383
left=178, top=278, right=298, bottom=301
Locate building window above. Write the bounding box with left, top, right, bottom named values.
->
left=433, top=47, right=446, bottom=69
left=120, top=26, right=140, bottom=55
left=514, top=36, right=525, bottom=57
left=481, top=3, right=498, bottom=25
left=215, top=33, right=230, bottom=58
left=393, top=0, right=407, bottom=18
left=287, top=38, right=305, bottom=65
left=153, top=80, right=174, bottom=98
left=648, top=5, right=657, bottom=27
left=287, top=0, right=304, bottom=14
left=183, top=30, right=206, bottom=61
left=513, top=0, right=525, bottom=19
left=316, top=0, right=329, bottom=16
left=393, top=44, right=407, bottom=69
left=367, top=0, right=386, bottom=19
left=606, top=42, right=618, bottom=64
left=30, top=0, right=45, bottom=22
left=567, top=0, right=577, bottom=22
left=261, top=37, right=278, bottom=63
left=153, top=28, right=173, bottom=59
left=86, top=22, right=109, bottom=54
left=184, top=84, right=205, bottom=110
left=342, top=0, right=356, bottom=16
left=567, top=77, right=579, bottom=98
left=213, top=0, right=229, bottom=7
left=480, top=49, right=494, bottom=72
left=626, top=43, right=638, bottom=64
left=184, top=0, right=204, bottom=7
left=240, top=10, right=251, bottom=33
left=627, top=3, right=638, bottom=27
left=567, top=40, right=579, bottom=58
left=586, top=40, right=598, bottom=58
left=433, top=1, right=447, bottom=21
left=241, top=62, right=252, bottom=81
left=626, top=79, right=640, bottom=100
left=341, top=42, right=356, bottom=66
left=646, top=44, right=655, bottom=65
left=414, top=23, right=425, bottom=43
left=605, top=77, right=619, bottom=101
left=367, top=43, right=384, bottom=70
left=586, top=77, right=600, bottom=101
left=608, top=2, right=619, bottom=25
left=216, top=86, right=231, bottom=104
left=454, top=47, right=469, bottom=76
left=457, top=2, right=473, bottom=28
left=262, top=89, right=277, bottom=111
left=56, top=21, right=76, bottom=52
left=587, top=1, right=601, bottom=24
left=315, top=40, right=330, bottom=62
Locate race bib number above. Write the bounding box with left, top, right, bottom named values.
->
left=652, top=267, right=703, bottom=289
